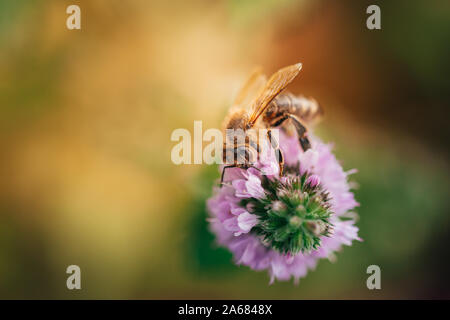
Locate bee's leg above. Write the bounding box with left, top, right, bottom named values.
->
left=270, top=114, right=289, bottom=127
left=267, top=129, right=284, bottom=176
left=267, top=112, right=311, bottom=152
left=288, top=114, right=311, bottom=151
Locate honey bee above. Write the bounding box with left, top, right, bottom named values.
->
left=221, top=63, right=322, bottom=185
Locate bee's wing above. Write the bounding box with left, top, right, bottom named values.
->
left=248, top=63, right=302, bottom=126
left=232, top=67, right=267, bottom=110
left=222, top=67, right=267, bottom=131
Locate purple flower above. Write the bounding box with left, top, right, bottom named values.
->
left=305, top=174, right=321, bottom=188
left=232, top=168, right=266, bottom=199
left=207, top=131, right=360, bottom=283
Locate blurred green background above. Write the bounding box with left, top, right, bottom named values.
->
left=0, top=0, right=449, bottom=299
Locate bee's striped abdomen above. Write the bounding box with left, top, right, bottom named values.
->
left=264, top=93, right=322, bottom=123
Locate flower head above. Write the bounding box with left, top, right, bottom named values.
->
left=207, top=132, right=360, bottom=283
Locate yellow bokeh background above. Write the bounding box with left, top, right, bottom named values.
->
left=0, top=0, right=449, bottom=299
